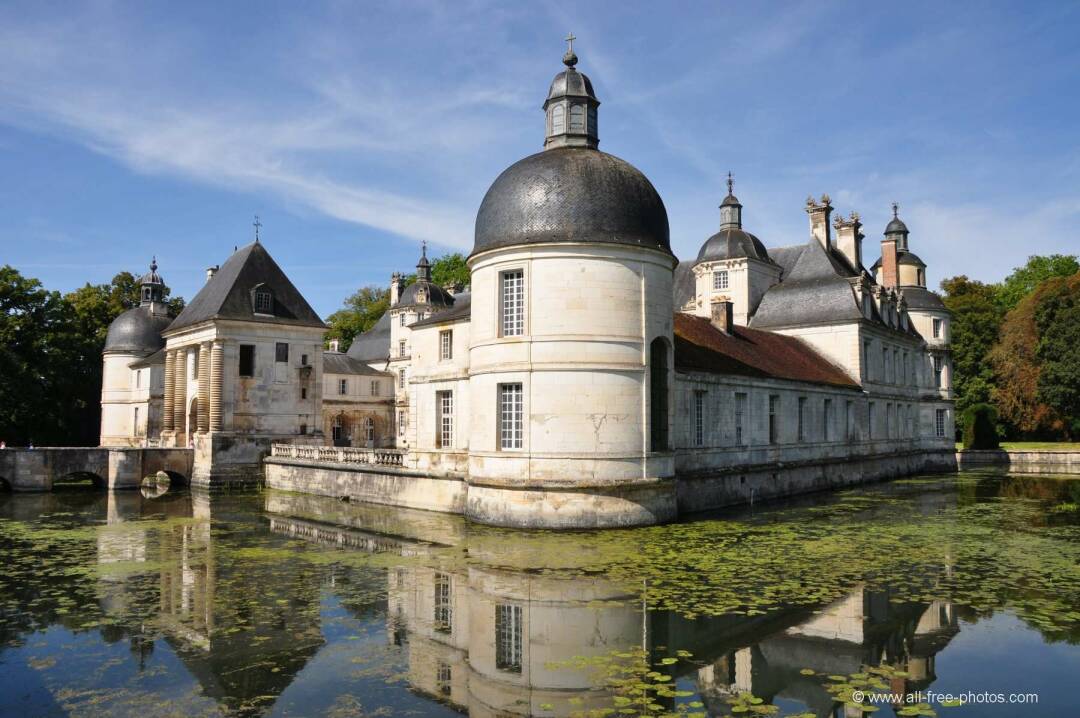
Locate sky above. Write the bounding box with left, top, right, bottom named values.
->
left=1, top=0, right=1078, bottom=318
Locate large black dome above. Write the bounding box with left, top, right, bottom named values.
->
left=472, top=147, right=671, bottom=257
left=695, top=228, right=771, bottom=265
left=104, top=306, right=172, bottom=354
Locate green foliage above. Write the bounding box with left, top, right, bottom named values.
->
left=961, top=403, right=1000, bottom=449
left=325, top=286, right=390, bottom=352
left=429, top=252, right=469, bottom=288
left=0, top=266, right=184, bottom=446
left=996, top=254, right=1079, bottom=311
left=1033, top=273, right=1080, bottom=439
left=940, top=276, right=1004, bottom=425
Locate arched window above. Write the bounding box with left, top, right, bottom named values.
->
left=569, top=104, right=585, bottom=132
left=650, top=338, right=669, bottom=452
left=551, top=104, right=565, bottom=134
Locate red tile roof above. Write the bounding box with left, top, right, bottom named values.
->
left=673, top=313, right=861, bottom=390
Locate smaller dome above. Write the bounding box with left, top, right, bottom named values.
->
left=885, top=216, right=909, bottom=235
left=695, top=228, right=770, bottom=264
left=898, top=251, right=926, bottom=267
left=104, top=305, right=173, bottom=354
left=720, top=193, right=741, bottom=208
left=546, top=68, right=596, bottom=103
left=398, top=281, right=454, bottom=308
left=137, top=257, right=164, bottom=286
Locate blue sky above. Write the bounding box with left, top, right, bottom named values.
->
left=1, top=1, right=1077, bottom=317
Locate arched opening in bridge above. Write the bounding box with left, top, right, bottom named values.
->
left=186, top=397, right=199, bottom=446
left=649, top=337, right=670, bottom=453
left=162, top=470, right=188, bottom=487
left=0, top=475, right=11, bottom=492
left=54, top=472, right=106, bottom=490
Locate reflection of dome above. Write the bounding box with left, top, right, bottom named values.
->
left=104, top=306, right=172, bottom=353
left=472, top=148, right=670, bottom=257
left=695, top=228, right=770, bottom=264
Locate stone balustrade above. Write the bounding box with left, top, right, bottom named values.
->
left=270, top=444, right=405, bottom=467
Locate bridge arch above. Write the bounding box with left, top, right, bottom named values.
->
left=55, top=471, right=107, bottom=490
left=0, top=475, right=11, bottom=492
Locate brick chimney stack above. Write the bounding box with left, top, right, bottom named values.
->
left=710, top=297, right=735, bottom=335
left=806, top=194, right=833, bottom=250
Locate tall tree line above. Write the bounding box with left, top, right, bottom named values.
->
left=0, top=266, right=183, bottom=447
left=942, top=255, right=1080, bottom=439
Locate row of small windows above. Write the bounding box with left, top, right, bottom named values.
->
left=688, top=391, right=941, bottom=446
left=862, top=340, right=920, bottom=386
left=548, top=103, right=595, bottom=135
left=335, top=378, right=382, bottom=396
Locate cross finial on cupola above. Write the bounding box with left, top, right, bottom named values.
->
left=150, top=256, right=157, bottom=273
left=726, top=171, right=734, bottom=196
left=563, top=32, right=577, bottom=67
left=892, top=201, right=900, bottom=219
left=253, top=214, right=262, bottom=243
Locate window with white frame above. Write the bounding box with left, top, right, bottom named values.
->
left=500, top=270, right=525, bottom=336
left=434, top=572, right=452, bottom=633
left=498, top=383, right=523, bottom=450
left=370, top=380, right=378, bottom=396
left=135, top=369, right=142, bottom=389
left=495, top=604, right=523, bottom=673
left=254, top=288, right=273, bottom=313
left=694, top=391, right=706, bottom=446
left=440, top=330, right=453, bottom=360
left=399, top=313, right=406, bottom=327
left=339, top=378, right=348, bottom=395
left=933, top=355, right=943, bottom=388
left=932, top=317, right=942, bottom=338
left=436, top=390, right=454, bottom=448
left=713, top=270, right=729, bottom=290
left=735, top=392, right=747, bottom=444
left=398, top=409, right=406, bottom=436
left=936, top=409, right=946, bottom=437
left=437, top=663, right=452, bottom=696
left=365, top=417, right=375, bottom=443
left=399, top=370, right=406, bottom=390
left=399, top=340, right=406, bottom=358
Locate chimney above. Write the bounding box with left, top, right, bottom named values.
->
left=443, top=282, right=462, bottom=297
left=206, top=265, right=219, bottom=283
left=710, top=298, right=734, bottom=335
left=390, top=272, right=402, bottom=306
left=805, top=194, right=833, bottom=250
left=328, top=339, right=340, bottom=353
left=834, top=212, right=863, bottom=271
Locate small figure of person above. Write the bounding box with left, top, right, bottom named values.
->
left=0, top=440, right=6, bottom=449
left=27, top=439, right=34, bottom=449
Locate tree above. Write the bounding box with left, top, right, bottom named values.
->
left=996, top=254, right=1079, bottom=312
left=325, top=286, right=390, bottom=352
left=430, top=252, right=470, bottom=288
left=989, top=281, right=1059, bottom=437
left=961, top=403, right=1000, bottom=449
left=941, top=276, right=1005, bottom=423
left=1034, top=272, right=1080, bottom=439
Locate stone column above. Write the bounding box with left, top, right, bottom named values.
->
left=173, top=349, right=188, bottom=438
left=162, top=350, right=176, bottom=433
left=210, top=340, right=224, bottom=432
left=197, top=342, right=211, bottom=434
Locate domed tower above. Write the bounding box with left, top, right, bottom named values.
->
left=689, top=174, right=780, bottom=325
left=466, top=38, right=677, bottom=528
left=100, top=259, right=174, bottom=446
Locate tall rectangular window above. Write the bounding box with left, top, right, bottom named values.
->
left=276, top=342, right=289, bottom=363
left=797, top=397, right=807, bottom=441
left=135, top=369, right=142, bottom=389
left=893, top=350, right=899, bottom=385
left=500, top=270, right=525, bottom=337
left=903, top=352, right=910, bottom=384
left=886, top=402, right=892, bottom=438
left=933, top=318, right=942, bottom=338
left=339, top=378, right=348, bottom=395
left=869, top=402, right=876, bottom=439
left=863, top=341, right=871, bottom=380
left=440, top=330, right=453, bottom=360
left=398, top=409, right=406, bottom=437
left=936, top=409, right=946, bottom=437
left=495, top=604, right=523, bottom=673
left=735, top=392, right=747, bottom=445
left=434, top=572, right=452, bottom=634
left=768, top=395, right=779, bottom=444
left=134, top=406, right=140, bottom=435
left=239, top=344, right=255, bottom=377
left=399, top=339, right=407, bottom=358
left=437, top=663, right=452, bottom=696
left=933, top=355, right=943, bottom=388
left=846, top=400, right=854, bottom=439
left=436, top=390, right=454, bottom=448
left=370, top=380, right=379, bottom=396
left=713, top=270, right=729, bottom=290
left=882, top=347, right=890, bottom=383
left=398, top=370, right=406, bottom=390
left=499, top=383, right=524, bottom=450
left=824, top=399, right=833, bottom=441
left=399, top=313, right=406, bottom=327
left=694, top=391, right=706, bottom=447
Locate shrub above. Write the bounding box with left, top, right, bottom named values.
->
left=962, top=403, right=1000, bottom=449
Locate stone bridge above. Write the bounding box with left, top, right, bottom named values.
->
left=0, top=447, right=194, bottom=491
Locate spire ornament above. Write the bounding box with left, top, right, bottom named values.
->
left=726, top=171, right=734, bottom=196
left=892, top=202, right=900, bottom=218
left=253, top=215, right=262, bottom=243
left=563, top=32, right=578, bottom=67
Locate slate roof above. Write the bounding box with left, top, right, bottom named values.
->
left=412, top=292, right=472, bottom=328
left=129, top=347, right=166, bottom=369
left=674, top=313, right=860, bottom=390
left=768, top=245, right=806, bottom=279
left=899, top=286, right=947, bottom=311
left=346, top=312, right=391, bottom=364
left=672, top=260, right=696, bottom=309
left=165, top=242, right=325, bottom=333
left=105, top=305, right=173, bottom=353
left=751, top=239, right=865, bottom=329
left=323, top=352, right=390, bottom=376
left=695, top=228, right=772, bottom=264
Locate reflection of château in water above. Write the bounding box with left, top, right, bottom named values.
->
left=264, top=492, right=962, bottom=718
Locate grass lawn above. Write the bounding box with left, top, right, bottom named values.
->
left=956, top=441, right=1080, bottom=451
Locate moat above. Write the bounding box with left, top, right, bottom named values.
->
left=1, top=470, right=1078, bottom=717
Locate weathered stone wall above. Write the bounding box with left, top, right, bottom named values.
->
left=0, top=447, right=193, bottom=491
left=956, top=450, right=1080, bottom=473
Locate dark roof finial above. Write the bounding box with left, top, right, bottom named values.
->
left=253, top=214, right=262, bottom=243
left=421, top=239, right=427, bottom=260
left=726, top=171, right=734, bottom=196
left=892, top=201, right=899, bottom=219
left=150, top=256, right=157, bottom=273
left=563, top=31, right=578, bottom=67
